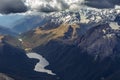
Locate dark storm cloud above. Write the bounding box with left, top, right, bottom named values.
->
left=84, top=0, right=120, bottom=8
left=0, top=0, right=27, bottom=14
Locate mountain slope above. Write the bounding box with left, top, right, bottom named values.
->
left=32, top=22, right=120, bottom=80
left=0, top=35, right=58, bottom=80
left=21, top=23, right=81, bottom=49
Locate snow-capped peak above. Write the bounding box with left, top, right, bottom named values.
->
left=42, top=8, right=120, bottom=25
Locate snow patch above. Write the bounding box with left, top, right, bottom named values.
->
left=106, top=34, right=114, bottom=38
left=18, top=38, right=23, bottom=42
left=103, top=34, right=115, bottom=39
left=102, top=29, right=106, bottom=34
left=109, top=22, right=120, bottom=30
left=27, top=53, right=56, bottom=75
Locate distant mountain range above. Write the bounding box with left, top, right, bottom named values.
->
left=12, top=15, right=44, bottom=33
left=0, top=26, right=17, bottom=36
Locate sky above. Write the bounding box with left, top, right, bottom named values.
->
left=0, top=0, right=120, bottom=27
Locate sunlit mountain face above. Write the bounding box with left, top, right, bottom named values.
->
left=1, top=0, right=120, bottom=80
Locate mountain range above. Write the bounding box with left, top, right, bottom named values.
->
left=0, top=8, right=120, bottom=80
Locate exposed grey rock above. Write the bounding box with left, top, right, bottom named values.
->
left=0, top=73, right=14, bottom=80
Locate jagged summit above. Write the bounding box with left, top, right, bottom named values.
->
left=44, top=8, right=120, bottom=24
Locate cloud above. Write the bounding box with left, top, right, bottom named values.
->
left=84, top=0, right=120, bottom=9
left=24, top=0, right=85, bottom=12
left=0, top=0, right=120, bottom=14
left=0, top=0, right=27, bottom=14
left=23, top=0, right=120, bottom=13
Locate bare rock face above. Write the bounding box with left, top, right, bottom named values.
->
left=0, top=73, right=14, bottom=80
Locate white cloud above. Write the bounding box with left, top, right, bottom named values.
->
left=0, top=0, right=119, bottom=14
left=115, top=5, right=120, bottom=9
left=22, top=0, right=120, bottom=12
left=23, top=0, right=85, bottom=12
